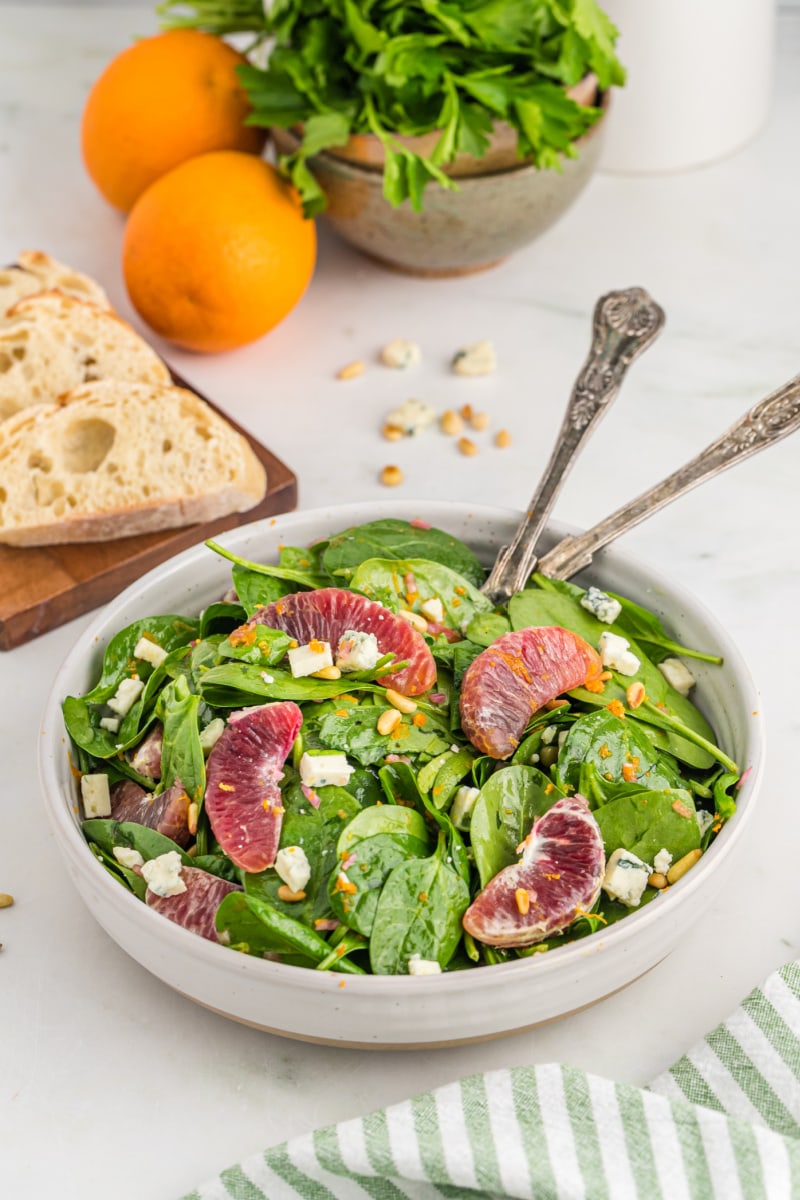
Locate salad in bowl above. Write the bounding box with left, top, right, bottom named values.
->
left=38, top=501, right=762, bottom=1046
left=57, top=509, right=748, bottom=990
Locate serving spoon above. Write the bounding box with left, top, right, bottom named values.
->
left=536, top=371, right=800, bottom=580
left=482, top=286, right=665, bottom=606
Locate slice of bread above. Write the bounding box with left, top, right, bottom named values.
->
left=0, top=291, right=170, bottom=422
left=0, top=251, right=111, bottom=315
left=0, top=380, right=267, bottom=546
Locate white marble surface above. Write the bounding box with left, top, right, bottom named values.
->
left=2, top=6, right=799, bottom=1198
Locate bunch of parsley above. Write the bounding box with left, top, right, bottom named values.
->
left=159, top=0, right=625, bottom=216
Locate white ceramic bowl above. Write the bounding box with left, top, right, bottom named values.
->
left=39, top=501, right=763, bottom=1047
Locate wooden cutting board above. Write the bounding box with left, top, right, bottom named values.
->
left=0, top=375, right=297, bottom=650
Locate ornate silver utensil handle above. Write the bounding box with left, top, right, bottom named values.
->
left=538, top=372, right=800, bottom=580
left=482, top=287, right=665, bottom=606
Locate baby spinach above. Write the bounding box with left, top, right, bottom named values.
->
left=470, top=765, right=564, bottom=889
left=231, top=564, right=292, bottom=616
left=464, top=612, right=510, bottom=647
left=216, top=625, right=292, bottom=667
left=350, top=557, right=492, bottom=629
left=198, top=663, right=384, bottom=708
left=323, top=519, right=485, bottom=587
left=245, top=780, right=360, bottom=926
left=337, top=804, right=429, bottom=851
left=216, top=892, right=365, bottom=972
left=207, top=539, right=328, bottom=590
left=531, top=572, right=722, bottom=665
left=316, top=705, right=450, bottom=767
left=593, top=788, right=701, bottom=863
left=555, top=708, right=683, bottom=798
left=328, top=831, right=430, bottom=935
left=156, top=676, right=205, bottom=805
left=199, top=602, right=245, bottom=638
left=369, top=834, right=470, bottom=975
left=378, top=761, right=470, bottom=885
left=426, top=746, right=476, bottom=810
left=82, top=818, right=193, bottom=867
left=81, top=615, right=200, bottom=705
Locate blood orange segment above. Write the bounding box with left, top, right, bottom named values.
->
left=111, top=779, right=191, bottom=847
left=205, top=700, right=302, bottom=873
left=459, top=625, right=602, bottom=758
left=248, top=587, right=436, bottom=696
left=145, top=864, right=240, bottom=941
left=462, top=795, right=605, bottom=947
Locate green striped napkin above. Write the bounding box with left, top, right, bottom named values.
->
left=182, top=963, right=800, bottom=1199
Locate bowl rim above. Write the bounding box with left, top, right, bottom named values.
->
left=39, top=500, right=765, bottom=997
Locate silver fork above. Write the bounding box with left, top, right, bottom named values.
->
left=482, top=286, right=665, bottom=607
left=535, top=372, right=800, bottom=580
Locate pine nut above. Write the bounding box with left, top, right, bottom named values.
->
left=377, top=708, right=403, bottom=735
left=470, top=410, right=490, bottom=431
left=648, top=872, right=668, bottom=889
left=382, top=423, right=404, bottom=441
left=440, top=409, right=464, bottom=436
left=626, top=681, right=646, bottom=709
left=495, top=429, right=511, bottom=448
left=385, top=688, right=417, bottom=714
left=666, top=848, right=702, bottom=884
left=337, top=360, right=365, bottom=380
left=187, top=803, right=199, bottom=835
left=313, top=665, right=341, bottom=680
left=380, top=465, right=404, bottom=487
left=0, top=893, right=14, bottom=909
left=459, top=404, right=474, bottom=421
left=515, top=888, right=530, bottom=915
left=397, top=609, right=428, bottom=633
left=277, top=885, right=307, bottom=902
left=458, top=436, right=478, bottom=457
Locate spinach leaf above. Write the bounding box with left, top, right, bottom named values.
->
left=470, top=764, right=563, bottom=888
left=199, top=602, right=245, bottom=638
left=350, top=557, right=492, bottom=629
left=328, top=830, right=430, bottom=935
left=369, top=834, right=470, bottom=974
left=82, top=615, right=199, bottom=704
left=216, top=624, right=292, bottom=666
left=156, top=676, right=206, bottom=805
left=244, top=779, right=360, bottom=926
left=378, top=761, right=471, bottom=887
left=231, top=564, right=292, bottom=616
left=337, top=804, right=429, bottom=851
left=555, top=709, right=684, bottom=798
left=215, top=892, right=365, bottom=972
left=323, top=518, right=485, bottom=587
left=464, top=612, right=510, bottom=646
left=594, top=788, right=701, bottom=863
left=207, top=539, right=328, bottom=590
left=199, top=662, right=385, bottom=708
left=316, top=705, right=451, bottom=767
left=82, top=818, right=193, bottom=866
left=426, top=746, right=476, bottom=810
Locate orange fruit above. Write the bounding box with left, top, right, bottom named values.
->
left=122, top=151, right=316, bottom=353
left=82, top=29, right=265, bottom=212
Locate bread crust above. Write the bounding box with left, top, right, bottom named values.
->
left=0, top=381, right=267, bottom=546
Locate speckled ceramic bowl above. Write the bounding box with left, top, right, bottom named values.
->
left=39, top=501, right=763, bottom=1047
left=272, top=88, right=609, bottom=276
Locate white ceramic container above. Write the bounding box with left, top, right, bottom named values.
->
left=39, top=501, right=763, bottom=1047
left=600, top=0, right=775, bottom=172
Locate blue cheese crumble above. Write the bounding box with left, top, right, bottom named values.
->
left=601, top=848, right=651, bottom=907
left=580, top=587, right=622, bottom=625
